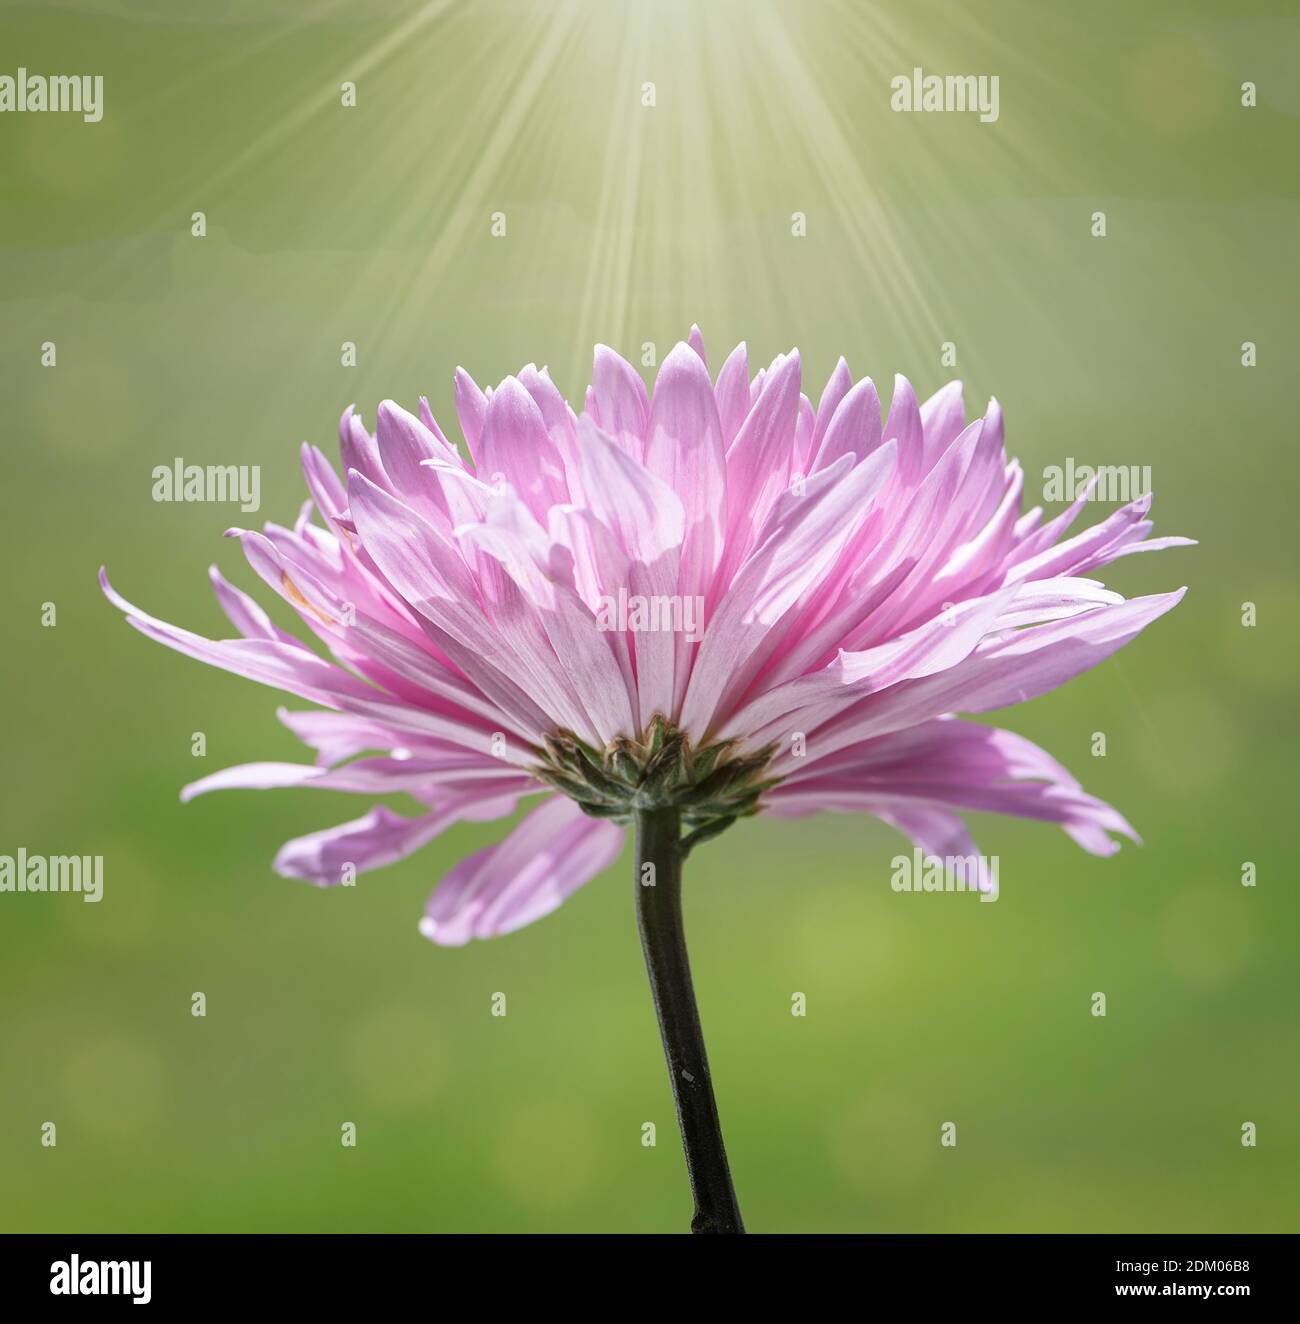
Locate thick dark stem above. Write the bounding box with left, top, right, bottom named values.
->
left=633, top=806, right=744, bottom=1234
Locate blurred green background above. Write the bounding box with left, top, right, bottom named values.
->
left=1, top=0, right=1296, bottom=1233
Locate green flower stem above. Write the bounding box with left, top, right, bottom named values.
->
left=633, top=805, right=744, bottom=1234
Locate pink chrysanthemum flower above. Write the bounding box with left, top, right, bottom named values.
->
left=102, top=326, right=1188, bottom=932
left=102, top=328, right=1188, bottom=1231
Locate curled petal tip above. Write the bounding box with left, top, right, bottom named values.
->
left=98, top=566, right=130, bottom=611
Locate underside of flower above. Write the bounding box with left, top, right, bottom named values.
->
left=537, top=717, right=778, bottom=854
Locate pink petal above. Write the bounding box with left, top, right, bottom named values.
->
left=375, top=401, right=454, bottom=522
left=713, top=341, right=750, bottom=445
left=453, top=368, right=488, bottom=465
left=883, top=375, right=923, bottom=481
left=182, top=756, right=533, bottom=803
left=591, top=344, right=649, bottom=457
left=420, top=796, right=624, bottom=945
left=645, top=342, right=727, bottom=602
left=919, top=380, right=965, bottom=467
left=807, top=357, right=852, bottom=471
left=686, top=323, right=708, bottom=366
left=208, top=566, right=293, bottom=643
left=339, top=406, right=389, bottom=492
left=477, top=376, right=568, bottom=520
left=299, top=443, right=348, bottom=524
left=721, top=351, right=802, bottom=574
left=273, top=792, right=519, bottom=888
left=813, top=376, right=882, bottom=473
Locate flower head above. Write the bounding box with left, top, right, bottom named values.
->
left=102, top=329, right=1189, bottom=942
